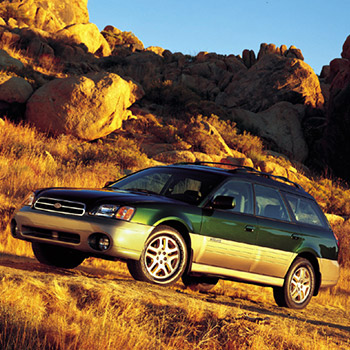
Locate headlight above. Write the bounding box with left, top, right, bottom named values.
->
left=23, top=192, right=35, bottom=206
left=92, top=205, right=135, bottom=221
left=93, top=204, right=119, bottom=217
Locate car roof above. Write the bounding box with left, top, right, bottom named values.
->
left=167, top=162, right=312, bottom=198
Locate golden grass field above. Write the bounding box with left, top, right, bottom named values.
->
left=1, top=120, right=350, bottom=349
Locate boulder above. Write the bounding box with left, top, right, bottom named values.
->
left=56, top=23, right=111, bottom=56
left=341, top=35, right=350, bottom=59
left=219, top=54, right=324, bottom=112
left=257, top=160, right=288, bottom=177
left=221, top=156, right=254, bottom=168
left=0, top=75, right=33, bottom=103
left=285, top=46, right=304, bottom=60
left=0, top=0, right=89, bottom=32
left=0, top=49, right=24, bottom=71
left=146, top=46, right=165, bottom=56
left=257, top=43, right=278, bottom=60
left=154, top=150, right=196, bottom=163
left=325, top=213, right=345, bottom=226
left=230, top=102, right=308, bottom=162
left=193, top=152, right=214, bottom=162
left=25, top=72, right=144, bottom=140
left=328, top=58, right=350, bottom=89
left=242, top=49, right=256, bottom=68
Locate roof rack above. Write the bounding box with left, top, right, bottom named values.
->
left=174, top=161, right=302, bottom=189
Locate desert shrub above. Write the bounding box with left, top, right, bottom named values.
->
left=180, top=116, right=226, bottom=155
left=69, top=136, right=150, bottom=170
left=102, top=29, right=144, bottom=51
left=123, top=113, right=162, bottom=135
left=332, top=221, right=350, bottom=267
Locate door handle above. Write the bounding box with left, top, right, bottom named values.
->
left=245, top=225, right=255, bottom=232
left=291, top=234, right=301, bottom=240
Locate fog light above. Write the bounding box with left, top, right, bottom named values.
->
left=98, top=236, right=110, bottom=251
left=88, top=233, right=111, bottom=251
left=10, top=220, right=19, bottom=237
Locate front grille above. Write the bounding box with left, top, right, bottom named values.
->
left=22, top=225, right=80, bottom=244
left=34, top=197, right=86, bottom=216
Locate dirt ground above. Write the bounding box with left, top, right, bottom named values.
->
left=0, top=253, right=349, bottom=349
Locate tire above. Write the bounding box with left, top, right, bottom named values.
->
left=273, top=257, right=315, bottom=309
left=182, top=275, right=219, bottom=292
left=127, top=225, right=188, bottom=286
left=32, top=242, right=86, bottom=269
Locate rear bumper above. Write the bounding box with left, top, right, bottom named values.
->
left=12, top=206, right=154, bottom=260
left=318, top=257, right=340, bottom=288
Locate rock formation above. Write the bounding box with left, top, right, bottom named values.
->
left=0, top=0, right=89, bottom=32
left=322, top=35, right=350, bottom=179
left=231, top=102, right=308, bottom=162
left=1, top=0, right=350, bottom=181
left=217, top=54, right=324, bottom=112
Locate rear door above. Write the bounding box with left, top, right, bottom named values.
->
left=196, top=179, right=258, bottom=271
left=251, top=184, right=302, bottom=278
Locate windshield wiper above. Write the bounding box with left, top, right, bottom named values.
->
left=126, top=188, right=159, bottom=195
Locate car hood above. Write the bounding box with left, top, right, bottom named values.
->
left=34, top=187, right=189, bottom=209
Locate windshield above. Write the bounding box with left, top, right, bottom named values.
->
left=110, top=167, right=224, bottom=205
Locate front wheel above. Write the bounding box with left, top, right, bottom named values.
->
left=127, top=226, right=188, bottom=286
left=273, top=257, right=315, bottom=309
left=32, top=242, right=86, bottom=269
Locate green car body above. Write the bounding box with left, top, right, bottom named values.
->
left=11, top=163, right=339, bottom=309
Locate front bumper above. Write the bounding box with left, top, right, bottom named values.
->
left=11, top=206, right=154, bottom=261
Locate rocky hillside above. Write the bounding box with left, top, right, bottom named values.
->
left=0, top=0, right=349, bottom=181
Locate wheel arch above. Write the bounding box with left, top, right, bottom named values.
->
left=154, top=219, right=193, bottom=275
left=294, top=252, right=321, bottom=296
left=154, top=219, right=192, bottom=250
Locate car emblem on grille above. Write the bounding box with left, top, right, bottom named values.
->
left=54, top=202, right=62, bottom=209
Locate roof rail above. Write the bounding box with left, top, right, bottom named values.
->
left=174, top=161, right=302, bottom=189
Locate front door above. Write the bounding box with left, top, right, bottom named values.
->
left=195, top=179, right=258, bottom=272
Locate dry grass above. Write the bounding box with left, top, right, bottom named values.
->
left=0, top=248, right=349, bottom=350
left=1, top=119, right=350, bottom=349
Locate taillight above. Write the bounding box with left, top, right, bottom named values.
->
left=332, top=231, right=339, bottom=248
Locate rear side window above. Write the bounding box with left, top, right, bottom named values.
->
left=254, top=184, right=290, bottom=221
left=285, top=193, right=325, bottom=227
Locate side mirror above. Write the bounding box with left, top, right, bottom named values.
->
left=211, top=196, right=236, bottom=210
left=104, top=181, right=114, bottom=188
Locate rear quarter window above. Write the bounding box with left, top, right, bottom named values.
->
left=285, top=193, right=326, bottom=227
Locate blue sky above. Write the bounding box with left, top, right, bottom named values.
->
left=88, top=0, right=349, bottom=75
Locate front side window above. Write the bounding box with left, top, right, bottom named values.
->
left=285, top=193, right=325, bottom=227
left=213, top=179, right=254, bottom=214
left=255, top=184, right=290, bottom=221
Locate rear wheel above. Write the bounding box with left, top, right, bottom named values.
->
left=32, top=242, right=86, bottom=269
left=127, top=225, right=188, bottom=286
left=182, top=275, right=219, bottom=292
left=273, top=257, right=315, bottom=309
